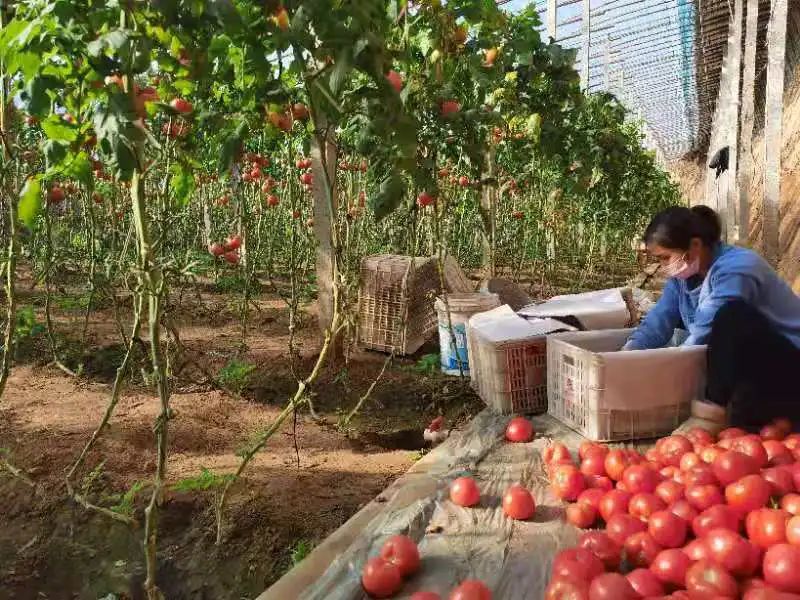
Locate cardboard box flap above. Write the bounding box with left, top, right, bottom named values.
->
left=469, top=305, right=576, bottom=343
left=518, top=288, right=631, bottom=330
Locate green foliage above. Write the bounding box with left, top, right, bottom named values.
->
left=215, top=274, right=253, bottom=295
left=217, top=359, right=256, bottom=393
left=14, top=307, right=44, bottom=341
left=109, top=481, right=146, bottom=517
left=171, top=469, right=234, bottom=493
left=289, top=539, right=314, bottom=566
left=411, top=354, right=440, bottom=376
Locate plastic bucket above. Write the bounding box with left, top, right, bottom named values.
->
left=435, top=293, right=501, bottom=375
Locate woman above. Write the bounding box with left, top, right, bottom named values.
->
left=624, top=205, right=800, bottom=428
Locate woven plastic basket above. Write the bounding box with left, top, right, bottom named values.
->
left=547, top=329, right=706, bottom=441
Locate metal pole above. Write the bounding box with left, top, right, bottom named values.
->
left=581, top=0, right=591, bottom=90
left=548, top=0, right=558, bottom=40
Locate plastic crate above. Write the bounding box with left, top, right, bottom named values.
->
left=468, top=329, right=549, bottom=414
left=547, top=329, right=707, bottom=441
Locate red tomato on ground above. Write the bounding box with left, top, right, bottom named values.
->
left=606, top=513, right=647, bottom=546
left=650, top=548, right=691, bottom=587
left=579, top=531, right=622, bottom=570
left=762, top=424, right=787, bottom=441
left=624, top=532, right=663, bottom=568
left=714, top=450, right=759, bottom=486
left=629, top=492, right=667, bottom=522
left=582, top=454, right=609, bottom=477
left=782, top=494, right=800, bottom=516
left=685, top=559, right=739, bottom=598
left=684, top=464, right=719, bottom=487
left=450, top=477, right=480, bottom=507
left=544, top=443, right=572, bottom=464
left=705, top=528, right=754, bottom=575
left=746, top=509, right=790, bottom=549
left=764, top=441, right=793, bottom=465
left=362, top=557, right=403, bottom=598
left=731, top=435, right=770, bottom=468
left=623, top=465, right=660, bottom=495
left=764, top=466, right=796, bottom=496
left=726, top=474, right=771, bottom=515
left=655, top=480, right=685, bottom=506
left=687, top=427, right=716, bottom=446
left=599, top=490, right=632, bottom=523
left=566, top=503, right=597, bottom=529
left=719, top=427, right=748, bottom=440
left=552, top=548, right=605, bottom=581
left=588, top=573, right=637, bottom=600
left=505, top=417, right=534, bottom=442
left=545, top=576, right=589, bottom=600
left=449, top=580, right=492, bottom=600
left=785, top=515, right=800, bottom=545
left=693, top=505, right=740, bottom=538
left=649, top=510, right=688, bottom=548
left=656, top=435, right=693, bottom=467
left=668, top=499, right=699, bottom=523
left=578, top=488, right=606, bottom=510
left=585, top=475, right=614, bottom=492
left=580, top=442, right=609, bottom=460
left=679, top=452, right=701, bottom=472
left=380, top=535, right=420, bottom=577
left=685, top=483, right=724, bottom=511
left=626, top=568, right=665, bottom=597
left=605, top=450, right=632, bottom=481
left=763, top=544, right=800, bottom=593
left=683, top=538, right=710, bottom=561
left=502, top=485, right=536, bottom=520
left=552, top=465, right=586, bottom=501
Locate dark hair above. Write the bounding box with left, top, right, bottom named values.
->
left=643, top=205, right=722, bottom=250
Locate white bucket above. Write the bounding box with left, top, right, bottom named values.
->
left=435, top=293, right=501, bottom=376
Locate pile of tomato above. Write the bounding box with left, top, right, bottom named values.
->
left=545, top=417, right=800, bottom=599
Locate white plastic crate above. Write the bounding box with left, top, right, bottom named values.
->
left=547, top=329, right=707, bottom=441
left=467, top=307, right=575, bottom=414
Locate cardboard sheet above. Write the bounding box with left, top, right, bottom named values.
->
left=518, top=288, right=631, bottom=330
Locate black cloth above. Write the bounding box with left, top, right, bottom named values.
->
left=708, top=300, right=800, bottom=429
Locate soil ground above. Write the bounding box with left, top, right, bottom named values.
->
left=0, top=275, right=484, bottom=600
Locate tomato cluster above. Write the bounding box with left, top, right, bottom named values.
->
left=360, top=534, right=491, bottom=599
left=545, top=419, right=800, bottom=599
left=207, top=234, right=242, bottom=264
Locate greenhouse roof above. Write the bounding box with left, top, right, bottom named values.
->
left=502, top=0, right=769, bottom=161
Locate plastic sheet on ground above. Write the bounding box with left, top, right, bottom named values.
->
left=260, top=411, right=723, bottom=600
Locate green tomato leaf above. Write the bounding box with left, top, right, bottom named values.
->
left=19, top=75, right=61, bottom=117
left=41, top=115, right=79, bottom=142
left=170, top=163, right=195, bottom=206
left=370, top=172, right=405, bottom=220
left=18, top=176, right=42, bottom=230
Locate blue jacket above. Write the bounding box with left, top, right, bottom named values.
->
left=626, top=244, right=800, bottom=349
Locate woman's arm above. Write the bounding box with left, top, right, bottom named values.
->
left=624, top=279, right=683, bottom=350
left=684, top=270, right=759, bottom=346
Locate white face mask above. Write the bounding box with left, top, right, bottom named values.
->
left=661, top=254, right=700, bottom=280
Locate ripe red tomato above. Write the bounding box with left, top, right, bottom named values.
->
left=361, top=557, right=402, bottom=598
left=705, top=528, right=753, bottom=575
left=579, top=531, right=622, bottom=570
left=208, top=242, right=225, bottom=257
left=225, top=235, right=242, bottom=251
left=588, top=573, right=637, bottom=600
left=719, top=427, right=748, bottom=440
left=505, top=417, right=534, bottom=443
left=746, top=508, right=790, bottom=549
left=300, top=172, right=313, bottom=186
left=700, top=445, right=723, bottom=465
left=449, top=580, right=492, bottom=600
left=655, top=480, right=685, bottom=505
left=502, top=485, right=536, bottom=520
left=566, top=503, right=597, bottom=529
left=606, top=513, right=647, bottom=545
left=622, top=465, right=660, bottom=495
left=685, top=559, right=739, bottom=598
left=385, top=70, right=403, bottom=93
left=650, top=548, right=691, bottom=587
left=170, top=97, right=193, bottom=114
left=581, top=454, right=608, bottom=477
left=762, top=424, right=787, bottom=441
left=656, top=435, right=693, bottom=467
left=411, top=593, right=441, bottom=600
left=629, top=493, right=666, bottom=521
left=624, top=531, right=663, bottom=568
left=222, top=251, right=240, bottom=265
left=552, top=465, right=585, bottom=501
left=450, top=477, right=480, bottom=507
left=545, top=576, right=589, bottom=600
left=714, top=450, right=759, bottom=486
left=764, top=466, right=796, bottom=496
left=266, top=194, right=280, bottom=207
left=782, top=494, right=800, bottom=516
left=578, top=489, right=606, bottom=510
left=380, top=535, right=420, bottom=577
left=648, top=510, right=688, bottom=548
left=685, top=483, right=724, bottom=511
left=785, top=515, right=800, bottom=545
left=580, top=442, right=609, bottom=460
left=605, top=450, right=632, bottom=481
left=726, top=474, right=771, bottom=515
left=786, top=434, right=800, bottom=451
left=552, top=548, right=605, bottom=581
left=458, top=175, right=470, bottom=187
left=544, top=442, right=572, bottom=464
left=763, top=544, right=800, bottom=593
left=599, top=490, right=632, bottom=522
left=668, top=499, right=699, bottom=523
left=48, top=186, right=65, bottom=203
left=731, top=435, right=770, bottom=468
left=683, top=538, right=710, bottom=561
left=684, top=464, right=719, bottom=487
left=679, top=452, right=701, bottom=472
left=687, top=427, right=716, bottom=447
left=764, top=441, right=794, bottom=466
left=626, top=568, right=665, bottom=597
left=693, top=505, right=740, bottom=537
left=585, top=476, right=614, bottom=492
left=440, top=100, right=461, bottom=117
